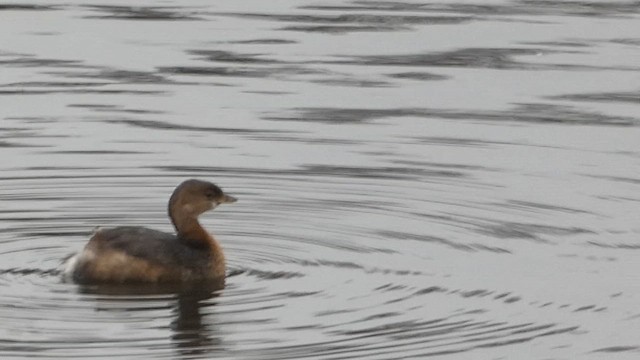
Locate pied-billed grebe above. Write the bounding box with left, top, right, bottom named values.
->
left=64, top=179, right=236, bottom=285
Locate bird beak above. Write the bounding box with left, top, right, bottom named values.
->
left=221, top=194, right=237, bottom=204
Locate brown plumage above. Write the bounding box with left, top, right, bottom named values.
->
left=64, top=179, right=236, bottom=286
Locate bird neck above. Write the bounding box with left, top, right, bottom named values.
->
left=174, top=216, right=210, bottom=245
left=171, top=212, right=226, bottom=277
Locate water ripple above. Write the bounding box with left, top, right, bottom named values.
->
left=1, top=0, right=639, bottom=358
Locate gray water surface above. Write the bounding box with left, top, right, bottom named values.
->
left=1, top=1, right=639, bottom=359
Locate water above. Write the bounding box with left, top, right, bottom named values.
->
left=1, top=0, right=639, bottom=358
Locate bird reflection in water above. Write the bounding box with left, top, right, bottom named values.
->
left=78, top=282, right=223, bottom=357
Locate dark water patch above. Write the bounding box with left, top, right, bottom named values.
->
left=495, top=293, right=522, bottom=304
left=159, top=66, right=271, bottom=78
left=247, top=135, right=360, bottom=145
left=471, top=244, right=512, bottom=254
left=82, top=5, right=203, bottom=21
left=0, top=4, right=57, bottom=11
left=515, top=0, right=640, bottom=17
left=599, top=195, right=640, bottom=203
left=366, top=267, right=422, bottom=276
left=300, top=2, right=436, bottom=12
left=151, top=165, right=286, bottom=177
left=315, top=309, right=355, bottom=317
left=52, top=68, right=173, bottom=85
left=301, top=164, right=466, bottom=180
left=303, top=1, right=640, bottom=17
left=0, top=89, right=166, bottom=96
left=242, top=90, right=294, bottom=95
left=0, top=55, right=84, bottom=68
left=230, top=268, right=304, bottom=280
left=28, top=31, right=60, bottom=36
left=48, top=150, right=152, bottom=155
left=295, top=259, right=426, bottom=277
left=70, top=104, right=165, bottom=115
left=587, top=241, right=640, bottom=250
left=262, top=107, right=377, bottom=123
left=473, top=222, right=593, bottom=242
left=310, top=77, right=392, bottom=87
left=152, top=164, right=464, bottom=182
left=472, top=328, right=577, bottom=349
left=415, top=286, right=447, bottom=295
left=101, top=108, right=165, bottom=115
left=159, top=65, right=323, bottom=79
left=430, top=286, right=522, bottom=306
left=280, top=24, right=404, bottom=33
left=483, top=323, right=560, bottom=338
left=0, top=125, right=33, bottom=132
left=585, top=255, right=617, bottom=262
left=460, top=289, right=493, bottom=298
left=550, top=90, right=640, bottom=104
left=0, top=122, right=68, bottom=143
left=379, top=230, right=480, bottom=252
left=381, top=285, right=409, bottom=293
left=593, top=345, right=640, bottom=352
left=0, top=268, right=61, bottom=276
left=11, top=231, right=87, bottom=239
left=334, top=317, right=455, bottom=337
left=410, top=136, right=512, bottom=147
left=1, top=81, right=109, bottom=88
left=359, top=312, right=403, bottom=322
left=94, top=69, right=171, bottom=83
left=189, top=50, right=281, bottom=64
left=218, top=12, right=471, bottom=29
left=266, top=107, right=399, bottom=123
left=11, top=165, right=151, bottom=180
left=264, top=107, right=401, bottom=123
left=315, top=260, right=363, bottom=269
left=108, top=119, right=292, bottom=135
left=387, top=72, right=450, bottom=81
left=67, top=104, right=120, bottom=109
left=328, top=47, right=610, bottom=71
left=227, top=38, right=297, bottom=45
left=275, top=291, right=322, bottom=299
left=325, top=317, right=577, bottom=359
left=500, top=200, right=593, bottom=215
left=500, top=103, right=639, bottom=126
left=520, top=40, right=593, bottom=48
left=392, top=159, right=497, bottom=172
left=0, top=140, right=44, bottom=148
left=586, top=175, right=640, bottom=185
left=375, top=283, right=404, bottom=292
left=265, top=104, right=640, bottom=126
left=610, top=38, right=640, bottom=46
